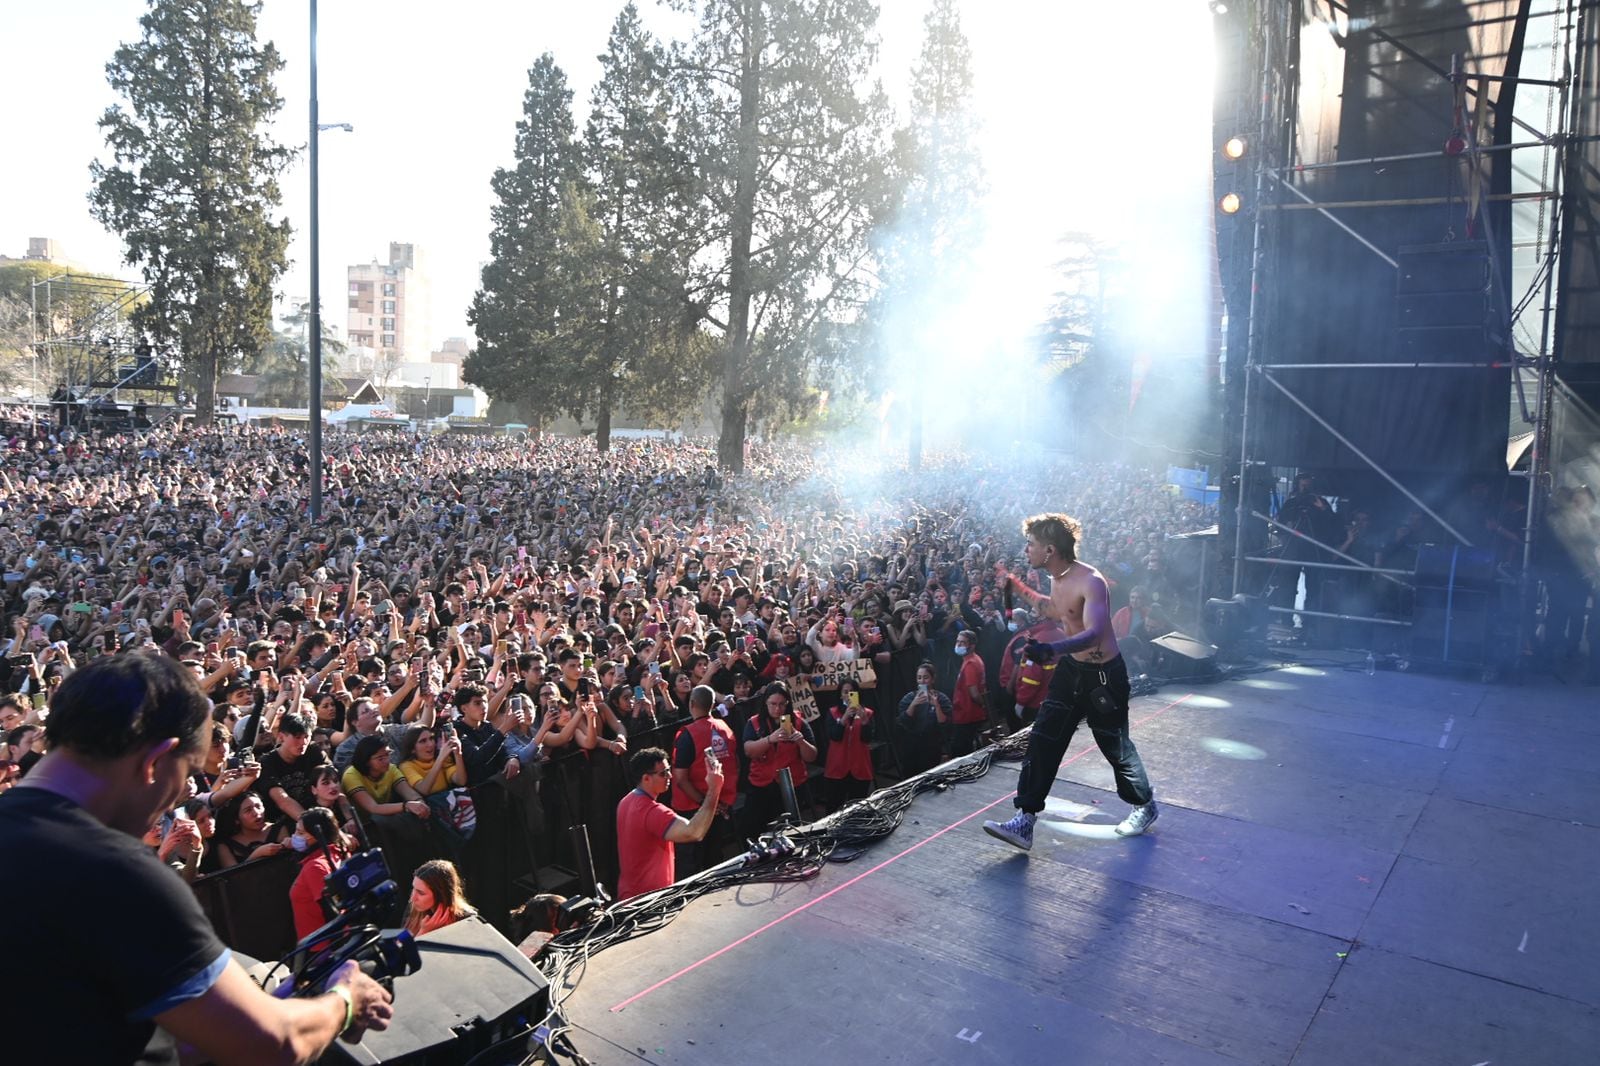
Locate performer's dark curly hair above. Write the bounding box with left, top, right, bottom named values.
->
left=1022, top=513, right=1083, bottom=565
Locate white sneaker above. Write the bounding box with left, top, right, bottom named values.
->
left=1115, top=801, right=1159, bottom=836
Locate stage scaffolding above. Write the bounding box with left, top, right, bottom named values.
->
left=28, top=272, right=169, bottom=421
left=1219, top=0, right=1590, bottom=668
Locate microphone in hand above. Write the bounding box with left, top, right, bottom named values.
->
left=1023, top=639, right=1057, bottom=664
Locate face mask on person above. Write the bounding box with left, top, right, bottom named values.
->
left=1007, top=622, right=1020, bottom=633
left=288, top=832, right=310, bottom=853
left=954, top=643, right=970, bottom=655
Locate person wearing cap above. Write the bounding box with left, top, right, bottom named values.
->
left=886, top=600, right=928, bottom=654
left=750, top=596, right=779, bottom=639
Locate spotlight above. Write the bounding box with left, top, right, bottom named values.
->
left=1222, top=136, right=1247, bottom=160
left=1219, top=192, right=1242, bottom=214
left=1209, top=0, right=1229, bottom=13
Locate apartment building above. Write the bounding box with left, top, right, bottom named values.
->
left=346, top=242, right=433, bottom=368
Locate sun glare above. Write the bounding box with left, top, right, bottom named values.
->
left=882, top=1, right=1219, bottom=446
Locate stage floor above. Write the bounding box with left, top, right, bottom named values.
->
left=558, top=656, right=1600, bottom=1065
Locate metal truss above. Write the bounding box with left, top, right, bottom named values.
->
left=1224, top=0, right=1581, bottom=662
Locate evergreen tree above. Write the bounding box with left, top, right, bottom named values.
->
left=877, top=0, right=985, bottom=470
left=466, top=53, right=581, bottom=432
left=89, top=0, right=292, bottom=425
left=1040, top=234, right=1131, bottom=454
left=668, top=0, right=895, bottom=470
left=0, top=296, right=30, bottom=396
left=577, top=3, right=711, bottom=450
left=244, top=303, right=345, bottom=409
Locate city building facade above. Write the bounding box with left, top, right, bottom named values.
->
left=346, top=242, right=433, bottom=370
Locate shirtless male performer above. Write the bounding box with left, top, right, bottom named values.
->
left=983, top=513, right=1158, bottom=850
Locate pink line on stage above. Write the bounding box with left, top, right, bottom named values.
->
left=608, top=691, right=1195, bottom=1013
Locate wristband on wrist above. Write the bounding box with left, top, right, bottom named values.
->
left=331, top=983, right=354, bottom=1034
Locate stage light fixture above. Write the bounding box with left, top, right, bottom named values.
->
left=1219, top=192, right=1242, bottom=214
left=1209, top=0, right=1229, bottom=13
left=1223, top=136, right=1247, bottom=160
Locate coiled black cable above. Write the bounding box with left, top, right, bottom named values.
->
left=526, top=731, right=1032, bottom=1063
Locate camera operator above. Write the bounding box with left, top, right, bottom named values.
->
left=0, top=653, right=392, bottom=1065
left=1270, top=471, right=1342, bottom=641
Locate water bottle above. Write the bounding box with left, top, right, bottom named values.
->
left=1364, top=651, right=1376, bottom=676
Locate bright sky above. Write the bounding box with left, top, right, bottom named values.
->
left=0, top=1, right=1214, bottom=359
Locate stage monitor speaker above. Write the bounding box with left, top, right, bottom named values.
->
left=1149, top=632, right=1220, bottom=680
left=326, top=916, right=549, bottom=1066
left=1409, top=586, right=1493, bottom=666
left=1414, top=544, right=1497, bottom=589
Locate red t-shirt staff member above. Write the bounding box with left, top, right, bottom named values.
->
left=616, top=746, right=724, bottom=900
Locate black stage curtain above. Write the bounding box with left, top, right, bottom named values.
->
left=1257, top=0, right=1522, bottom=474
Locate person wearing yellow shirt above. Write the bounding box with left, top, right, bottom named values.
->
left=339, top=735, right=431, bottom=819
left=397, top=725, right=467, bottom=797
left=339, top=735, right=442, bottom=873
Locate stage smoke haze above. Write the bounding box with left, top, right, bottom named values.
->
left=863, top=2, right=1218, bottom=465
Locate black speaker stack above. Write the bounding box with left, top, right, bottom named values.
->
left=1394, top=242, right=1494, bottom=363
left=1408, top=544, right=1497, bottom=668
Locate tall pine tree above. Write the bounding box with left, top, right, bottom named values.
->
left=576, top=3, right=709, bottom=450
left=668, top=0, right=895, bottom=470
left=877, top=0, right=985, bottom=469
left=466, top=53, right=581, bottom=431
left=89, top=0, right=292, bottom=424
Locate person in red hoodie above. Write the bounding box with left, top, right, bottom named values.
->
left=288, top=806, right=356, bottom=940
left=999, top=609, right=1066, bottom=729
left=670, top=685, right=739, bottom=876
left=948, top=630, right=989, bottom=756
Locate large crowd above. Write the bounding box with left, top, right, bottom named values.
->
left=0, top=415, right=1215, bottom=942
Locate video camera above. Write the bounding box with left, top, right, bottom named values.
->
left=271, top=848, right=421, bottom=997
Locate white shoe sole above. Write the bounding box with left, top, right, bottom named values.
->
left=1115, top=808, right=1159, bottom=836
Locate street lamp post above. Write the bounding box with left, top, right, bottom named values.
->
left=309, top=0, right=322, bottom=521
left=308, top=0, right=351, bottom=522
left=29, top=285, right=38, bottom=435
